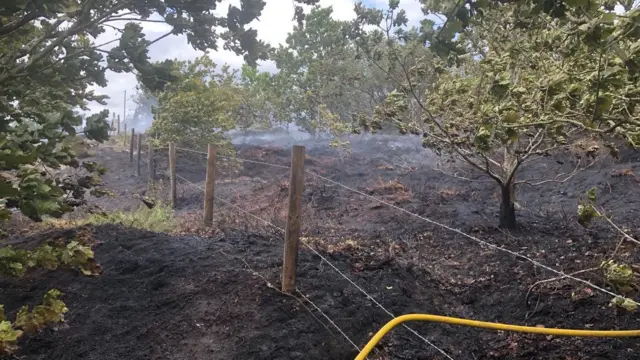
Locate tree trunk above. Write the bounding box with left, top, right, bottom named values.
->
left=499, top=181, right=517, bottom=229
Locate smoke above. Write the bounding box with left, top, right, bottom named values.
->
left=224, top=123, right=438, bottom=165
left=124, top=92, right=437, bottom=166
left=126, top=90, right=158, bottom=133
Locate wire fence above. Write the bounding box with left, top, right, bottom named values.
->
left=169, top=145, right=638, bottom=308
left=122, top=137, right=639, bottom=359
left=168, top=146, right=455, bottom=358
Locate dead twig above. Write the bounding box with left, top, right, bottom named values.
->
left=595, top=207, right=640, bottom=246
left=525, top=267, right=599, bottom=307
left=432, top=162, right=480, bottom=182
left=516, top=157, right=589, bottom=186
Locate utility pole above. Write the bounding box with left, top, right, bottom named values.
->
left=123, top=90, right=127, bottom=129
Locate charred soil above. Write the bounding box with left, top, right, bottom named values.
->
left=2, top=140, right=640, bottom=360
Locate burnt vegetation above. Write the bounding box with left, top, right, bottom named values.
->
left=2, top=0, right=640, bottom=359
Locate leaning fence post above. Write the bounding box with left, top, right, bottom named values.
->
left=129, top=128, right=135, bottom=162
left=136, top=134, right=142, bottom=176
left=147, top=141, right=154, bottom=183
left=169, top=142, right=177, bottom=207
left=282, top=145, right=305, bottom=293
left=203, top=144, right=217, bottom=226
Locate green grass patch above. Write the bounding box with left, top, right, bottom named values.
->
left=45, top=203, right=177, bottom=233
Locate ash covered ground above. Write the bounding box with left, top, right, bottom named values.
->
left=3, top=131, right=640, bottom=360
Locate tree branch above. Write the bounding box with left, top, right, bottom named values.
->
left=595, top=208, right=640, bottom=246
left=23, top=38, right=121, bottom=78
left=0, top=10, right=41, bottom=37
left=148, top=31, right=173, bottom=46
left=0, top=1, right=131, bottom=83
left=102, top=18, right=168, bottom=24
left=516, top=158, right=586, bottom=186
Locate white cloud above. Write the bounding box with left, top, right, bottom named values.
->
left=90, top=0, right=426, bottom=122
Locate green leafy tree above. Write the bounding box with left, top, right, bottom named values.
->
left=149, top=56, right=242, bottom=155
left=272, top=6, right=401, bottom=138
left=236, top=65, right=282, bottom=131
left=349, top=0, right=640, bottom=228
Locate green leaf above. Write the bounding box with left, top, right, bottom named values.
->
left=0, top=320, right=23, bottom=354
left=439, top=19, right=463, bottom=40
left=611, top=296, right=638, bottom=312
left=0, top=179, right=18, bottom=198
left=564, top=0, right=589, bottom=6
left=502, top=111, right=518, bottom=123
left=601, top=13, right=616, bottom=25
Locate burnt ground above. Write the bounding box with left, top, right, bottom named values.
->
left=2, top=138, right=640, bottom=360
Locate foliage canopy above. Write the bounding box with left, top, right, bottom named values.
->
left=344, top=0, right=640, bottom=228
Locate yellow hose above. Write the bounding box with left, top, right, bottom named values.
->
left=355, top=314, right=640, bottom=360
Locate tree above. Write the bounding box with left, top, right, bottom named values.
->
left=348, top=0, right=640, bottom=228
left=272, top=6, right=399, bottom=138
left=149, top=56, right=242, bottom=155
left=236, top=64, right=282, bottom=131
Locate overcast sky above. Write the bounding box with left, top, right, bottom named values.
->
left=88, top=0, right=427, bottom=122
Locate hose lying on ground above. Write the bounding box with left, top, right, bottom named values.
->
left=355, top=313, right=640, bottom=360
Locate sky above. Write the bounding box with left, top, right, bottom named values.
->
left=88, top=0, right=427, bottom=122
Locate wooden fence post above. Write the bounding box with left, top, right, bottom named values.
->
left=169, top=143, right=177, bottom=207
left=147, top=141, right=154, bottom=183
left=136, top=134, right=142, bottom=176
left=124, top=123, right=127, bottom=146
left=282, top=145, right=305, bottom=293
left=203, top=144, right=217, bottom=226
left=117, top=115, right=120, bottom=135
left=129, top=128, right=135, bottom=162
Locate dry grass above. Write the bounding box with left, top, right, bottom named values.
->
left=69, top=137, right=97, bottom=159
left=366, top=177, right=413, bottom=204
left=438, top=187, right=460, bottom=199
left=303, top=236, right=362, bottom=255
left=369, top=177, right=407, bottom=193
left=376, top=164, right=394, bottom=171
left=613, top=168, right=640, bottom=182
left=242, top=147, right=280, bottom=159
left=104, top=133, right=130, bottom=153
left=570, top=136, right=603, bottom=158
left=305, top=155, right=336, bottom=168
left=278, top=179, right=290, bottom=190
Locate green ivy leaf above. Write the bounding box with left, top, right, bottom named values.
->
left=587, top=187, right=598, bottom=202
